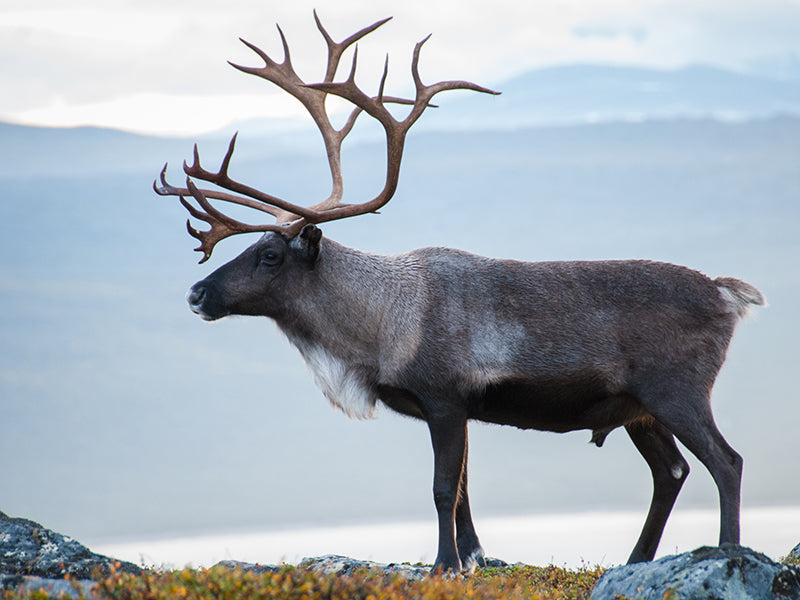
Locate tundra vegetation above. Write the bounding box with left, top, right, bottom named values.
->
left=3, top=562, right=605, bottom=600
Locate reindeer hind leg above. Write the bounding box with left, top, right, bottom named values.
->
left=639, top=385, right=743, bottom=551
left=625, top=420, right=690, bottom=563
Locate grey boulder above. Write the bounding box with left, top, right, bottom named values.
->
left=592, top=544, right=800, bottom=600
left=1, top=510, right=141, bottom=598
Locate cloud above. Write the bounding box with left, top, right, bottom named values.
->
left=11, top=92, right=308, bottom=136
left=3, top=0, right=800, bottom=134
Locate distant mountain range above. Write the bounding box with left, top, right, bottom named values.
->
left=217, top=63, right=800, bottom=138
left=439, top=63, right=800, bottom=129
left=4, top=63, right=797, bottom=180
left=3, top=63, right=799, bottom=182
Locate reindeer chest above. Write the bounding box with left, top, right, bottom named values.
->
left=290, top=339, right=378, bottom=420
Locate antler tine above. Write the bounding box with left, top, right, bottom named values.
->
left=314, top=10, right=392, bottom=83
left=229, top=27, right=307, bottom=102
left=276, top=24, right=293, bottom=71
left=232, top=35, right=281, bottom=73
left=156, top=162, right=284, bottom=220
left=406, top=35, right=500, bottom=128
left=410, top=34, right=434, bottom=94
left=377, top=54, right=389, bottom=102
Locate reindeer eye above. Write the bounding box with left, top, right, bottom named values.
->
left=259, top=250, right=281, bottom=266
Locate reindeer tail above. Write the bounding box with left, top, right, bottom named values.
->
left=715, top=276, right=766, bottom=319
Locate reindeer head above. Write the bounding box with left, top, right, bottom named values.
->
left=156, top=12, right=497, bottom=319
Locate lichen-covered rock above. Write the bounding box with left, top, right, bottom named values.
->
left=299, top=554, right=432, bottom=579
left=214, top=560, right=284, bottom=574
left=591, top=544, right=800, bottom=600
left=0, top=510, right=140, bottom=579
left=218, top=554, right=511, bottom=579
left=0, top=574, right=97, bottom=598
left=218, top=555, right=433, bottom=580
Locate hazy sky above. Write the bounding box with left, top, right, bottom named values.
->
left=3, top=0, right=800, bottom=135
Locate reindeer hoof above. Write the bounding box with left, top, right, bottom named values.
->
left=431, top=556, right=462, bottom=574
left=462, top=546, right=486, bottom=571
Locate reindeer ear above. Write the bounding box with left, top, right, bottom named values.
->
left=291, top=224, right=323, bottom=264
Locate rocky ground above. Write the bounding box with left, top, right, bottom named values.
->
left=2, top=510, right=799, bottom=599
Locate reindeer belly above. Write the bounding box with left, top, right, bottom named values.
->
left=471, top=376, right=648, bottom=433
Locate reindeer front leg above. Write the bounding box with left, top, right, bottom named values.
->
left=428, top=415, right=468, bottom=572
left=455, top=429, right=486, bottom=569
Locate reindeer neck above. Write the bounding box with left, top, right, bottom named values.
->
left=276, top=238, right=425, bottom=364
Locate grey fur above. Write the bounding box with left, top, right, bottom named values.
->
left=186, top=227, right=764, bottom=571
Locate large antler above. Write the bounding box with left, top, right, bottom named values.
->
left=156, top=11, right=499, bottom=262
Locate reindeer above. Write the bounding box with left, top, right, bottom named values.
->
left=156, top=13, right=765, bottom=571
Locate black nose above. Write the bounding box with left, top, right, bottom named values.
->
left=187, top=285, right=206, bottom=309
